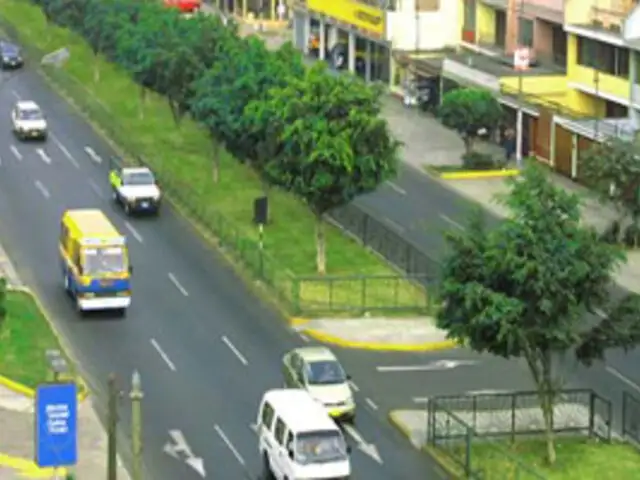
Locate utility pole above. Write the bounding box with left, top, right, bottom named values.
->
left=130, top=370, right=144, bottom=480
left=107, top=373, right=118, bottom=480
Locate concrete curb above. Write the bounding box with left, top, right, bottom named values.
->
left=388, top=411, right=457, bottom=479
left=438, top=169, right=520, bottom=180
left=388, top=410, right=414, bottom=442
left=0, top=453, right=69, bottom=478
left=291, top=318, right=458, bottom=352
left=2, top=287, right=89, bottom=402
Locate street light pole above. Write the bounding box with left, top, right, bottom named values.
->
left=130, top=370, right=144, bottom=480
left=107, top=374, right=118, bottom=480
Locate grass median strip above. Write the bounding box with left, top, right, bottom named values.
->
left=0, top=0, right=427, bottom=314
left=0, top=291, right=67, bottom=389
left=429, top=437, right=640, bottom=479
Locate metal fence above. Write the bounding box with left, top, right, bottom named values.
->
left=622, top=391, right=640, bottom=447
left=328, top=202, right=442, bottom=283
left=0, top=14, right=434, bottom=316
left=425, top=389, right=612, bottom=478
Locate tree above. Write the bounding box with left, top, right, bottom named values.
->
left=436, top=165, right=640, bottom=466
left=245, top=63, right=400, bottom=273
left=437, top=87, right=502, bottom=154
left=580, top=137, right=640, bottom=244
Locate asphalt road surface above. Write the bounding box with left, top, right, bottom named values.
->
left=0, top=69, right=449, bottom=478
left=352, top=143, right=640, bottom=430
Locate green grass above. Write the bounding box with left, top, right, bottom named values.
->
left=428, top=437, right=640, bottom=480
left=0, top=0, right=428, bottom=315
left=0, top=291, right=67, bottom=388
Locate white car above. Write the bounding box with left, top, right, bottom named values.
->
left=109, top=166, right=162, bottom=215
left=11, top=101, right=47, bottom=140
left=282, top=347, right=356, bottom=423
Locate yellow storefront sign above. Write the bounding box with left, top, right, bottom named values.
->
left=308, top=0, right=385, bottom=36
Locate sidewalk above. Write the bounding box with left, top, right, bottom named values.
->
left=0, top=243, right=130, bottom=478
left=291, top=317, right=456, bottom=352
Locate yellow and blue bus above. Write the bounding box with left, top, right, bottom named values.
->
left=59, top=209, right=132, bottom=316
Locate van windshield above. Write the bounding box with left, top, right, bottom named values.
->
left=82, top=247, right=126, bottom=276
left=295, top=430, right=348, bottom=465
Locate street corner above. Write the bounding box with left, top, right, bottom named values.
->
left=0, top=453, right=68, bottom=478
left=438, top=168, right=520, bottom=180
left=387, top=410, right=427, bottom=449
left=294, top=318, right=459, bottom=352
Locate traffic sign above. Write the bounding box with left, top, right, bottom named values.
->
left=514, top=47, right=530, bottom=71
left=35, top=383, right=78, bottom=468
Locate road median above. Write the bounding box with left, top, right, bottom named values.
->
left=0, top=0, right=429, bottom=318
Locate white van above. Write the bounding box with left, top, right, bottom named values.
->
left=257, top=389, right=351, bottom=479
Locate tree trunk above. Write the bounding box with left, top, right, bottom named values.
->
left=168, top=100, right=181, bottom=127
left=212, top=141, right=220, bottom=183
left=539, top=351, right=557, bottom=465
left=315, top=213, right=326, bottom=275
left=463, top=135, right=474, bottom=154
left=138, top=86, right=146, bottom=120
left=93, top=57, right=100, bottom=83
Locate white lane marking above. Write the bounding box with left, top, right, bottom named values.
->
left=51, top=134, right=79, bottom=168
left=606, top=366, right=640, bottom=394
left=376, top=360, right=477, bottom=372
left=221, top=336, right=248, bottom=366
left=9, top=145, right=21, bottom=160
left=214, top=424, right=246, bottom=466
left=412, top=397, right=430, bottom=404
left=124, top=221, right=143, bottom=243
left=349, top=381, right=359, bottom=392
left=88, top=179, right=103, bottom=198
left=168, top=272, right=189, bottom=296
left=150, top=338, right=176, bottom=371
left=35, top=148, right=51, bottom=164
left=34, top=180, right=50, bottom=199
left=365, top=398, right=379, bottom=411
left=386, top=181, right=406, bottom=195
left=84, top=146, right=102, bottom=163
left=298, top=332, right=309, bottom=342
left=440, top=214, right=465, bottom=230
left=0, top=155, right=2, bottom=166
left=466, top=389, right=511, bottom=396
left=10, top=90, right=20, bottom=101
left=382, top=217, right=405, bottom=232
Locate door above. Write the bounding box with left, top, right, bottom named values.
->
left=271, top=417, right=288, bottom=479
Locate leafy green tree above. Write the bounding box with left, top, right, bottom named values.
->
left=580, top=137, right=640, bottom=244
left=115, top=4, right=182, bottom=118
left=437, top=87, right=502, bottom=153
left=437, top=165, right=640, bottom=465
left=245, top=63, right=400, bottom=273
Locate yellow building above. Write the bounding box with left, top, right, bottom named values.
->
left=563, top=0, right=639, bottom=120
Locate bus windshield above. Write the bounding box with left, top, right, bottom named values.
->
left=82, top=247, right=127, bottom=276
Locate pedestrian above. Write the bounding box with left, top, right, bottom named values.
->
left=503, top=127, right=516, bottom=162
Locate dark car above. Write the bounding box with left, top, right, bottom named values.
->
left=0, top=41, right=23, bottom=70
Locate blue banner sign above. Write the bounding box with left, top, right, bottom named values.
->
left=35, top=383, right=78, bottom=468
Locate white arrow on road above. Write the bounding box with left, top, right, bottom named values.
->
left=376, top=359, right=477, bottom=373
left=342, top=423, right=383, bottom=464
left=163, top=429, right=206, bottom=477
left=35, top=148, right=51, bottom=164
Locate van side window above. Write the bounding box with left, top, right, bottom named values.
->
left=260, top=402, right=275, bottom=430
left=285, top=431, right=294, bottom=456
left=274, top=417, right=286, bottom=445
left=59, top=222, right=68, bottom=247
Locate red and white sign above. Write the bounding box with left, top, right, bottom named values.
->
left=513, top=47, right=530, bottom=71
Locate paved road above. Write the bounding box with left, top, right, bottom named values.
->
left=351, top=106, right=640, bottom=428
left=0, top=68, right=449, bottom=478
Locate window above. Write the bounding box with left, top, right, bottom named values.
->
left=60, top=223, right=69, bottom=248
left=577, top=37, right=630, bottom=78
left=305, top=360, right=347, bottom=386
left=463, top=0, right=476, bottom=32
left=495, top=11, right=506, bottom=48
left=295, top=431, right=348, bottom=465
left=551, top=24, right=567, bottom=67
left=82, top=247, right=126, bottom=276
left=274, top=417, right=287, bottom=445
left=605, top=101, right=628, bottom=118
left=518, top=18, right=534, bottom=47
left=260, top=402, right=274, bottom=430
left=285, top=431, right=295, bottom=457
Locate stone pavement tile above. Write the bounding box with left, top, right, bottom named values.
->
left=299, top=318, right=450, bottom=346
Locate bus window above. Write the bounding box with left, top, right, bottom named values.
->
left=82, top=247, right=126, bottom=276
